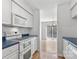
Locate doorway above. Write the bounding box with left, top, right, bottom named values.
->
left=40, top=21, right=57, bottom=59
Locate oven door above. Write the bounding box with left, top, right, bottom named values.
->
left=20, top=47, right=31, bottom=59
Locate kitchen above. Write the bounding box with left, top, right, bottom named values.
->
left=2, top=0, right=77, bottom=59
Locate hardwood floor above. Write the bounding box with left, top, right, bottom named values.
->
left=32, top=51, right=40, bottom=59
left=58, top=56, right=65, bottom=59
left=32, top=51, right=65, bottom=59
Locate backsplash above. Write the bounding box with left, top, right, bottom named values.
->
left=2, top=25, right=32, bottom=36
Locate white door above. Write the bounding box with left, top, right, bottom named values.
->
left=2, top=0, right=11, bottom=24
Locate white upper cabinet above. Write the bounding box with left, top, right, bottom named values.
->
left=2, top=0, right=11, bottom=24
left=12, top=1, right=26, bottom=18
left=12, top=1, right=33, bottom=27
left=12, top=14, right=26, bottom=27
left=25, top=14, right=33, bottom=27
left=70, top=0, right=77, bottom=8
left=71, top=4, right=77, bottom=18
left=70, top=0, right=77, bottom=18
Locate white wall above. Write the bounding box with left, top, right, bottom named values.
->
left=57, top=2, right=77, bottom=56
left=2, top=25, right=32, bottom=36
left=40, top=6, right=57, bottom=22
left=31, top=8, right=40, bottom=50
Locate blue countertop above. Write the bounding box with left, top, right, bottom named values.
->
left=2, top=40, right=19, bottom=49
left=2, top=35, right=38, bottom=49
left=63, top=37, right=77, bottom=47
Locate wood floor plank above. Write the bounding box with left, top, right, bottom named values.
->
left=32, top=51, right=65, bottom=59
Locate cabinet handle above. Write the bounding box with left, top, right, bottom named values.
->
left=23, top=44, right=25, bottom=48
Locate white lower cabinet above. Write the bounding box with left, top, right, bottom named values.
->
left=63, top=39, right=69, bottom=58
left=68, top=44, right=77, bottom=59
left=9, top=52, right=18, bottom=59
left=3, top=51, right=18, bottom=59
left=63, top=39, right=77, bottom=59
left=2, top=44, right=19, bottom=59
left=31, top=37, right=37, bottom=55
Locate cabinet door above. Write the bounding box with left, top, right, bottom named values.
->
left=3, top=51, right=18, bottom=59
left=12, top=1, right=23, bottom=17
left=2, top=44, right=18, bottom=58
left=63, top=39, right=69, bottom=59
left=12, top=14, right=26, bottom=27
left=34, top=37, right=37, bottom=51
left=12, top=13, right=33, bottom=27
left=12, top=1, right=33, bottom=27
left=28, top=15, right=33, bottom=27
left=24, top=14, right=33, bottom=27
left=9, top=51, right=18, bottom=59
left=31, top=38, right=34, bottom=55
left=12, top=1, right=27, bottom=18
left=71, top=4, right=77, bottom=18
left=2, top=0, right=11, bottom=24
left=69, top=44, right=77, bottom=59
left=71, top=0, right=77, bottom=8
left=31, top=37, right=37, bottom=55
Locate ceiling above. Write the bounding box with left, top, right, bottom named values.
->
left=25, top=0, right=70, bottom=21
left=25, top=0, right=70, bottom=10
left=26, top=0, right=57, bottom=10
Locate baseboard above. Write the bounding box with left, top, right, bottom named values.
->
left=58, top=54, right=64, bottom=57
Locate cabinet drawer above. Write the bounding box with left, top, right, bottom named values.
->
left=2, top=44, right=18, bottom=57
